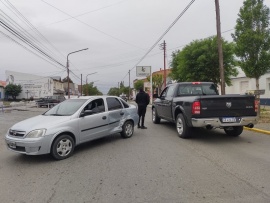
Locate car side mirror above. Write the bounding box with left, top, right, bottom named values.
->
left=80, top=110, right=93, bottom=117
left=153, top=94, right=159, bottom=98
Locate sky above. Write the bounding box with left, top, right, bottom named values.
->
left=1, top=0, right=270, bottom=94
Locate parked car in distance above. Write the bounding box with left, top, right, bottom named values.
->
left=36, top=95, right=65, bottom=107
left=6, top=96, right=139, bottom=160
left=120, top=94, right=128, bottom=102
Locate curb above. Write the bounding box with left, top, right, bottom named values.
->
left=244, top=127, right=270, bottom=136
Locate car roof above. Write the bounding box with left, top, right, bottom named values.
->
left=69, top=96, right=119, bottom=100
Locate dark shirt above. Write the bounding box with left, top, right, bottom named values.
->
left=136, top=91, right=150, bottom=107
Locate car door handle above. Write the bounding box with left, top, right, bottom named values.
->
left=120, top=112, right=124, bottom=115
left=102, top=116, right=107, bottom=120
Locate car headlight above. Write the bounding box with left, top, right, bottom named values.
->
left=25, top=129, right=46, bottom=138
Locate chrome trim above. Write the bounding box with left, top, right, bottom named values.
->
left=191, top=116, right=259, bottom=128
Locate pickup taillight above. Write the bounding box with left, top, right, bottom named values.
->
left=254, top=100, right=259, bottom=112
left=192, top=101, right=201, bottom=114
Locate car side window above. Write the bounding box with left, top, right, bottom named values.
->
left=106, top=98, right=123, bottom=111
left=160, top=87, right=168, bottom=98
left=84, top=98, right=105, bottom=114
left=120, top=99, right=130, bottom=108
left=166, top=86, right=175, bottom=97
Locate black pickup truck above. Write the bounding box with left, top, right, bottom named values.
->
left=152, top=82, right=259, bottom=138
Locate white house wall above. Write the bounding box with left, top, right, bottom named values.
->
left=226, top=74, right=270, bottom=99
left=6, top=70, right=55, bottom=99
left=0, top=87, right=4, bottom=99
left=225, top=67, right=270, bottom=106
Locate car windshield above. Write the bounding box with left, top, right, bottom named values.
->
left=43, top=99, right=87, bottom=116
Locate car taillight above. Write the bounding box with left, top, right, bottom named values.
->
left=192, top=101, right=201, bottom=114
left=192, top=82, right=201, bottom=85
left=254, top=100, right=259, bottom=112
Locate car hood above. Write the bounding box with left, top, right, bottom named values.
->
left=11, top=115, right=71, bottom=131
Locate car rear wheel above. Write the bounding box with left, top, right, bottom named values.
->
left=152, top=108, right=161, bottom=124
left=224, top=126, right=243, bottom=137
left=121, top=120, right=134, bottom=138
left=176, top=114, right=191, bottom=139
left=51, top=134, right=75, bottom=160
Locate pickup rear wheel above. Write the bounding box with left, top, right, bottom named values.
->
left=224, top=126, right=243, bottom=137
left=176, top=114, right=191, bottom=139
left=152, top=108, right=161, bottom=124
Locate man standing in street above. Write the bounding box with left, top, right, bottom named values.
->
left=135, top=88, right=150, bottom=129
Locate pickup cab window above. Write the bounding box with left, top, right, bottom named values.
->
left=177, top=84, right=218, bottom=96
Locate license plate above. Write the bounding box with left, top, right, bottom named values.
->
left=222, top=117, right=237, bottom=123
left=8, top=142, right=16, bottom=149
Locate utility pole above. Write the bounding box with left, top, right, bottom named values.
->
left=215, top=0, right=225, bottom=95
left=66, top=48, right=88, bottom=99
left=80, top=74, right=82, bottom=97
left=159, top=40, right=167, bottom=89
left=118, top=82, right=120, bottom=96
left=128, top=70, right=130, bottom=100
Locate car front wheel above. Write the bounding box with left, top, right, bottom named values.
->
left=121, top=120, right=134, bottom=138
left=51, top=134, right=75, bottom=160
left=152, top=108, right=161, bottom=124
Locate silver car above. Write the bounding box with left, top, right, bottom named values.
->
left=5, top=96, right=139, bottom=160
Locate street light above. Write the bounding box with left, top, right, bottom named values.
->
left=67, top=48, right=88, bottom=98
left=86, top=72, right=97, bottom=84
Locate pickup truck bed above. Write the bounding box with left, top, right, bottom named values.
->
left=152, top=82, right=258, bottom=138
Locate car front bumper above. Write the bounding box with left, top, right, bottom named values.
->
left=5, top=135, right=52, bottom=155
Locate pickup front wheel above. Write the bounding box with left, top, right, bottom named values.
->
left=176, top=114, right=191, bottom=139
left=224, top=126, right=243, bottom=137
left=152, top=108, right=160, bottom=124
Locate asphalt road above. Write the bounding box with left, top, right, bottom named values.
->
left=0, top=108, right=270, bottom=203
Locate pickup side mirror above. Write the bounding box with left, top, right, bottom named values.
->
left=153, top=94, right=159, bottom=98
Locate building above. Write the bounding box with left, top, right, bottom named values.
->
left=5, top=70, right=65, bottom=99
left=132, top=68, right=172, bottom=98
left=226, top=68, right=270, bottom=105
left=0, top=81, right=6, bottom=99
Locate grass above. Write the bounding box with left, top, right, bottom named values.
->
left=259, top=107, right=270, bottom=123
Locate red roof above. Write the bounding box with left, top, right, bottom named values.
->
left=0, top=81, right=6, bottom=87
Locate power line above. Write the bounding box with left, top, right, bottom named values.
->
left=40, top=0, right=146, bottom=51
left=120, top=0, right=196, bottom=82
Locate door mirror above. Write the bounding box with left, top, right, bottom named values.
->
left=153, top=94, right=159, bottom=98
left=80, top=110, right=93, bottom=117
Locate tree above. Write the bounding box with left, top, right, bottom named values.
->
left=134, top=80, right=144, bottom=91
left=146, top=74, right=163, bottom=95
left=107, top=87, right=119, bottom=96
left=170, top=36, right=238, bottom=86
left=5, top=84, right=22, bottom=100
left=83, top=82, right=102, bottom=96
left=232, top=0, right=270, bottom=91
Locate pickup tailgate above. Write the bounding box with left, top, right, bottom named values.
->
left=197, top=95, right=257, bottom=118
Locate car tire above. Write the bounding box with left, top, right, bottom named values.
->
left=51, top=134, right=75, bottom=160
left=224, top=126, right=243, bottom=137
left=176, top=114, right=192, bottom=139
left=121, top=120, right=134, bottom=138
left=152, top=108, right=161, bottom=124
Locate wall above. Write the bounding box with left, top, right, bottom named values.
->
left=226, top=68, right=270, bottom=105
left=0, top=87, right=4, bottom=99
left=5, top=70, right=55, bottom=99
